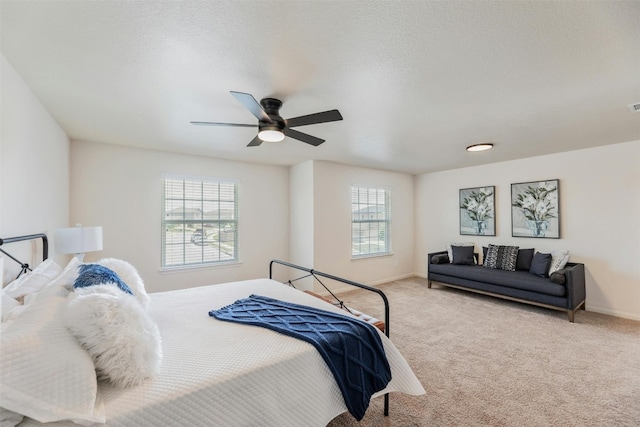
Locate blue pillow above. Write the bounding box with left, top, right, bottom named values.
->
left=529, top=252, right=552, bottom=277
left=74, top=264, right=134, bottom=295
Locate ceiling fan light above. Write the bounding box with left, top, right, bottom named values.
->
left=466, top=143, right=494, bottom=152
left=258, top=129, right=285, bottom=142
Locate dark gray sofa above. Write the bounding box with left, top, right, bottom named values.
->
left=427, top=251, right=586, bottom=322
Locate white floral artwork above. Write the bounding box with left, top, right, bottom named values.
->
left=511, top=179, right=560, bottom=238
left=459, top=186, right=495, bottom=236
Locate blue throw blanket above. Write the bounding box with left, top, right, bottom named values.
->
left=209, top=294, right=392, bottom=420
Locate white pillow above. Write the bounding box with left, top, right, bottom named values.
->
left=446, top=242, right=475, bottom=263
left=0, top=289, right=19, bottom=322
left=2, top=259, right=62, bottom=301
left=0, top=260, right=105, bottom=425
left=95, top=258, right=150, bottom=309
left=549, top=250, right=570, bottom=275
left=65, top=284, right=162, bottom=387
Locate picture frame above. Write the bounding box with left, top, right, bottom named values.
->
left=511, top=179, right=560, bottom=238
left=459, top=186, right=495, bottom=236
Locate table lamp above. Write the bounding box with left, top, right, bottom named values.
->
left=54, top=225, right=103, bottom=261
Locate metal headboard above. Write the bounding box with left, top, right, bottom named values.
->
left=0, top=233, right=49, bottom=279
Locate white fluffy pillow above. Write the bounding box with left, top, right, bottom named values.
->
left=0, top=265, right=104, bottom=425
left=95, top=258, right=150, bottom=309
left=64, top=284, right=162, bottom=387
left=549, top=249, right=570, bottom=275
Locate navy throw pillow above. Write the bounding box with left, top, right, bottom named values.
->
left=451, top=245, right=475, bottom=265
left=74, top=264, right=134, bottom=295
left=529, top=252, right=552, bottom=277
left=516, top=248, right=535, bottom=271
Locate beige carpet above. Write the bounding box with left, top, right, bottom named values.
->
left=327, top=277, right=640, bottom=426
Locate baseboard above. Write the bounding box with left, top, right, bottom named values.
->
left=367, top=273, right=415, bottom=286
left=586, top=305, right=640, bottom=322
left=326, top=273, right=415, bottom=295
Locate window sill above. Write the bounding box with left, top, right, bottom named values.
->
left=351, top=253, right=394, bottom=261
left=160, top=260, right=242, bottom=274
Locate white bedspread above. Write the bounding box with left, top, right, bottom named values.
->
left=19, top=279, right=424, bottom=427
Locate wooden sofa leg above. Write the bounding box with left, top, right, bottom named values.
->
left=427, top=281, right=432, bottom=289
left=568, top=310, right=575, bottom=322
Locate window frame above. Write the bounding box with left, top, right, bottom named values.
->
left=161, top=174, right=239, bottom=270
left=351, top=185, right=392, bottom=259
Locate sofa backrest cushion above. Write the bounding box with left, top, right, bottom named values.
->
left=516, top=248, right=535, bottom=271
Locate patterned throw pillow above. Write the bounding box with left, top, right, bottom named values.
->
left=548, top=250, right=570, bottom=275
left=483, top=244, right=519, bottom=271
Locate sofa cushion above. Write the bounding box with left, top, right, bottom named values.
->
left=484, top=245, right=519, bottom=271
left=529, top=252, right=552, bottom=277
left=451, top=246, right=475, bottom=265
left=516, top=249, right=535, bottom=271
left=429, top=264, right=566, bottom=297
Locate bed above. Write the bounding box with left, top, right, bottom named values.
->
left=0, top=233, right=424, bottom=426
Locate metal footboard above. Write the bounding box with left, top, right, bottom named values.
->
left=269, top=259, right=390, bottom=417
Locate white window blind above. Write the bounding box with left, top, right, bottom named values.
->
left=162, top=175, right=238, bottom=268
left=351, top=186, right=391, bottom=258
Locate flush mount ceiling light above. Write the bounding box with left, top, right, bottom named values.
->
left=466, top=143, right=494, bottom=152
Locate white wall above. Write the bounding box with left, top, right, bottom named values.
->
left=0, top=53, right=70, bottom=283
left=70, top=140, right=290, bottom=292
left=288, top=161, right=314, bottom=289
left=415, top=140, right=640, bottom=320
left=312, top=161, right=415, bottom=291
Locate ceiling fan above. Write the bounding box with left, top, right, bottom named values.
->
left=191, top=91, right=343, bottom=147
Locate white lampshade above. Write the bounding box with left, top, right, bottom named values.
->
left=54, top=226, right=103, bottom=261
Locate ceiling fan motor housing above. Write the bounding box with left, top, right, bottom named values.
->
left=259, top=98, right=285, bottom=132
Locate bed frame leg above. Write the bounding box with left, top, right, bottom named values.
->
left=384, top=393, right=389, bottom=416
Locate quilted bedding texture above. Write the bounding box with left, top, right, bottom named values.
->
left=18, top=279, right=424, bottom=427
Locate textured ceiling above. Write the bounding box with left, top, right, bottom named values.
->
left=1, top=0, right=638, bottom=174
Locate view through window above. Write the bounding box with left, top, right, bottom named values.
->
left=351, top=186, right=391, bottom=257
left=162, top=175, right=238, bottom=267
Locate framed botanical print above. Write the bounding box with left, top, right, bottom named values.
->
left=511, top=179, right=560, bottom=238
left=459, top=186, right=495, bottom=236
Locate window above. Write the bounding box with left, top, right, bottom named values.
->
left=351, top=186, right=391, bottom=258
left=162, top=175, right=238, bottom=268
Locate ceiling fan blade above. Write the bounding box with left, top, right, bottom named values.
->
left=247, top=135, right=263, bottom=147
left=191, top=121, right=257, bottom=127
left=286, top=109, right=343, bottom=128
left=230, top=91, right=273, bottom=123
left=283, top=128, right=325, bottom=146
